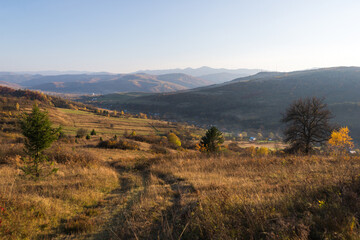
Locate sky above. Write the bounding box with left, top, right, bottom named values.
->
left=1, top=0, right=360, bottom=73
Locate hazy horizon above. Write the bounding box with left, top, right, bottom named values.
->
left=2, top=0, right=360, bottom=72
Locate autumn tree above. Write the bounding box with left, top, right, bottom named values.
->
left=20, top=104, right=60, bottom=179
left=199, top=126, right=224, bottom=153
left=282, top=97, right=333, bottom=154
left=167, top=132, right=181, bottom=148
left=328, top=127, right=354, bottom=154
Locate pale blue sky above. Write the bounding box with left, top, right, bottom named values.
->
left=1, top=0, right=360, bottom=73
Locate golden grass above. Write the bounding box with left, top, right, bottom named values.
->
left=1, top=104, right=359, bottom=239
left=148, top=153, right=360, bottom=239
left=0, top=151, right=119, bottom=239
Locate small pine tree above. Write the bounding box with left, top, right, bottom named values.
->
left=20, top=104, right=60, bottom=179
left=199, top=126, right=224, bottom=153
left=86, top=134, right=91, bottom=140
left=90, top=129, right=96, bottom=135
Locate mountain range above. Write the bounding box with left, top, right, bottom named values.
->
left=26, top=73, right=210, bottom=94
left=0, top=67, right=259, bottom=94
left=135, top=66, right=261, bottom=83
left=82, top=67, right=360, bottom=142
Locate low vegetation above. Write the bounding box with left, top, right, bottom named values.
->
left=0, top=89, right=359, bottom=239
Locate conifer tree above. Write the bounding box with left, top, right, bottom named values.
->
left=199, top=126, right=224, bottom=152
left=20, top=104, right=60, bottom=179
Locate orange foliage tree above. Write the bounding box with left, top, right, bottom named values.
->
left=328, top=127, right=354, bottom=154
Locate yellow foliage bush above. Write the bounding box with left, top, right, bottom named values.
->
left=256, top=147, right=269, bottom=156
left=244, top=146, right=256, bottom=156
left=328, top=127, right=354, bottom=153
left=167, top=132, right=181, bottom=147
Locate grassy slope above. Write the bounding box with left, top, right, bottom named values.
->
left=0, top=92, right=359, bottom=239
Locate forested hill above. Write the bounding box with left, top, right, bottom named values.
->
left=84, top=67, right=360, bottom=142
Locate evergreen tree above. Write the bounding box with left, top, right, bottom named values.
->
left=199, top=126, right=224, bottom=152
left=90, top=129, right=96, bottom=135
left=20, top=104, right=60, bottom=179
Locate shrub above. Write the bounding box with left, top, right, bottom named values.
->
left=167, top=132, right=181, bottom=148
left=256, top=147, right=270, bottom=156
left=46, top=145, right=98, bottom=166
left=86, top=134, right=91, bottom=140
left=126, top=134, right=161, bottom=144
left=76, top=128, right=88, bottom=138
left=244, top=146, right=256, bottom=156
left=90, top=129, right=96, bottom=135
left=227, top=142, right=242, bottom=152
left=97, top=139, right=139, bottom=150
left=150, top=144, right=169, bottom=154
left=328, top=127, right=354, bottom=154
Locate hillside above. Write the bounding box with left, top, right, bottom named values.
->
left=84, top=67, right=360, bottom=142
left=1, top=86, right=360, bottom=239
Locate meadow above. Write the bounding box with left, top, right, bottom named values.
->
left=0, top=94, right=359, bottom=239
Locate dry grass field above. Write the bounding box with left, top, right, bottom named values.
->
left=0, top=101, right=359, bottom=239
left=96, top=153, right=360, bottom=240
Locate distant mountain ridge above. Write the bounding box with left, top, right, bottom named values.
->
left=135, top=66, right=262, bottom=83
left=0, top=66, right=261, bottom=94
left=26, top=73, right=211, bottom=94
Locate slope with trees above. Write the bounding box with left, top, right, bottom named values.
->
left=98, top=67, right=360, bottom=142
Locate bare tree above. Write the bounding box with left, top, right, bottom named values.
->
left=282, top=97, right=333, bottom=154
